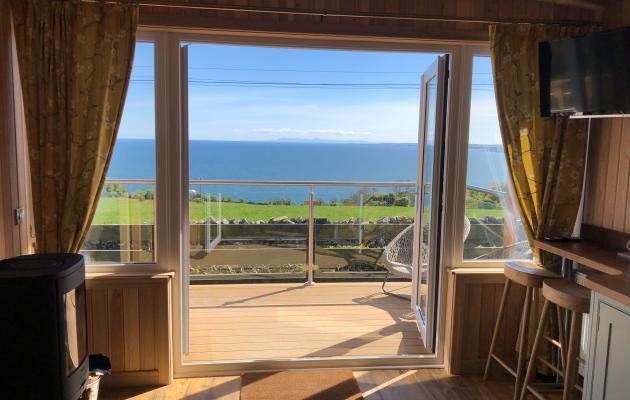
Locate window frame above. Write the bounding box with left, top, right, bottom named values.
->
left=84, top=31, right=170, bottom=274
left=450, top=47, right=530, bottom=268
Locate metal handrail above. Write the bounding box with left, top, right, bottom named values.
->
left=105, top=178, right=416, bottom=187
left=421, top=182, right=505, bottom=197
left=464, top=184, right=505, bottom=197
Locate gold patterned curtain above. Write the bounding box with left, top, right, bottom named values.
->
left=10, top=0, right=138, bottom=253
left=489, top=24, right=593, bottom=272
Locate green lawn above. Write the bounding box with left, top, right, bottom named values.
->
left=91, top=197, right=504, bottom=225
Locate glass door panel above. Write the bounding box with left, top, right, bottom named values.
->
left=418, top=77, right=437, bottom=320
left=412, top=55, right=449, bottom=350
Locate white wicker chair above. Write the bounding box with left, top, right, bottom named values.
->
left=381, top=217, right=471, bottom=298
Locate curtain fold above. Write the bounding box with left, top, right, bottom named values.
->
left=489, top=24, right=593, bottom=272
left=10, top=0, right=138, bottom=253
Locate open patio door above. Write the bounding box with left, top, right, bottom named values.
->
left=412, top=55, right=449, bottom=350
left=180, top=43, right=190, bottom=356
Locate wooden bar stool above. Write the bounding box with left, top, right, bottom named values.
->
left=484, top=262, right=561, bottom=400
left=519, top=280, right=590, bottom=400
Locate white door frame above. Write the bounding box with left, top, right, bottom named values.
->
left=147, top=28, right=482, bottom=377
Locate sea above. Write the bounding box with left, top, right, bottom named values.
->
left=108, top=139, right=507, bottom=203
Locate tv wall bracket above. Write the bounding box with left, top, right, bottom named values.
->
left=569, top=114, right=630, bottom=119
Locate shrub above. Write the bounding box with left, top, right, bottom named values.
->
left=343, top=188, right=376, bottom=205
left=190, top=192, right=209, bottom=203
left=103, top=183, right=128, bottom=198
left=393, top=197, right=410, bottom=207
left=270, top=198, right=292, bottom=205
left=465, top=188, right=502, bottom=210
left=132, top=189, right=146, bottom=202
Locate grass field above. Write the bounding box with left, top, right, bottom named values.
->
left=91, top=197, right=504, bottom=225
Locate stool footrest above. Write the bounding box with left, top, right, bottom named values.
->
left=531, top=383, right=563, bottom=388
left=524, top=383, right=567, bottom=399
left=537, top=356, right=564, bottom=377
left=525, top=382, right=583, bottom=397
left=489, top=354, right=517, bottom=378
left=543, top=334, right=564, bottom=349
left=523, top=385, right=547, bottom=400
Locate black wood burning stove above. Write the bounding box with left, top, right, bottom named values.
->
left=0, top=254, right=88, bottom=400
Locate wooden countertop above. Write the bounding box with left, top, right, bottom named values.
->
left=534, top=239, right=630, bottom=276
left=534, top=235, right=630, bottom=307
left=584, top=274, right=630, bottom=308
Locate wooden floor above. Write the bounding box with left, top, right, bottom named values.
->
left=185, top=282, right=428, bottom=362
left=100, top=369, right=516, bottom=399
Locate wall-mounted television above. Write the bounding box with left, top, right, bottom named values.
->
left=539, top=27, right=630, bottom=116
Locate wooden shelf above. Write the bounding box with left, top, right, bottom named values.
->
left=534, top=239, right=630, bottom=276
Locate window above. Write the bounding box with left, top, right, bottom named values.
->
left=463, top=56, right=530, bottom=261
left=80, top=42, right=156, bottom=264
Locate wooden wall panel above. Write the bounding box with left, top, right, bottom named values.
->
left=0, top=1, right=34, bottom=259
left=583, top=1, right=630, bottom=235
left=583, top=83, right=630, bottom=231
left=585, top=118, right=630, bottom=234
left=139, top=0, right=600, bottom=43
left=86, top=274, right=172, bottom=387
left=138, top=287, right=157, bottom=371
left=0, top=0, right=20, bottom=259
left=445, top=269, right=525, bottom=375
left=123, top=287, right=141, bottom=371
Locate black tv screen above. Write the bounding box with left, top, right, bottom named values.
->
left=540, top=27, right=630, bottom=116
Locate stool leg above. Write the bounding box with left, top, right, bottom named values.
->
left=563, top=311, right=582, bottom=400
left=533, top=287, right=540, bottom=325
left=556, top=304, right=567, bottom=371
left=514, top=286, right=532, bottom=400
left=519, top=299, right=550, bottom=400
left=484, top=279, right=511, bottom=380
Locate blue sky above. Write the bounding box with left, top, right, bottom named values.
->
left=118, top=42, right=500, bottom=145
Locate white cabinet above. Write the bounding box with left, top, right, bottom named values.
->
left=584, top=293, right=630, bottom=399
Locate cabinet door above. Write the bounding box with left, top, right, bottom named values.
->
left=590, top=302, right=630, bottom=399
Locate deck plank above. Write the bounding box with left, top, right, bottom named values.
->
left=185, top=282, right=427, bottom=361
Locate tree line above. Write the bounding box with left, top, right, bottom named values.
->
left=103, top=183, right=501, bottom=209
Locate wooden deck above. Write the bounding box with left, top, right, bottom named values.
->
left=185, top=282, right=428, bottom=362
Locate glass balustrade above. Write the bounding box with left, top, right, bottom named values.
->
left=312, top=184, right=415, bottom=281
left=81, top=179, right=526, bottom=271
left=81, top=181, right=156, bottom=263
left=187, top=183, right=309, bottom=282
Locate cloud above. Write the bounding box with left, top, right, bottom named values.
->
left=252, top=128, right=372, bottom=137
left=187, top=98, right=422, bottom=142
